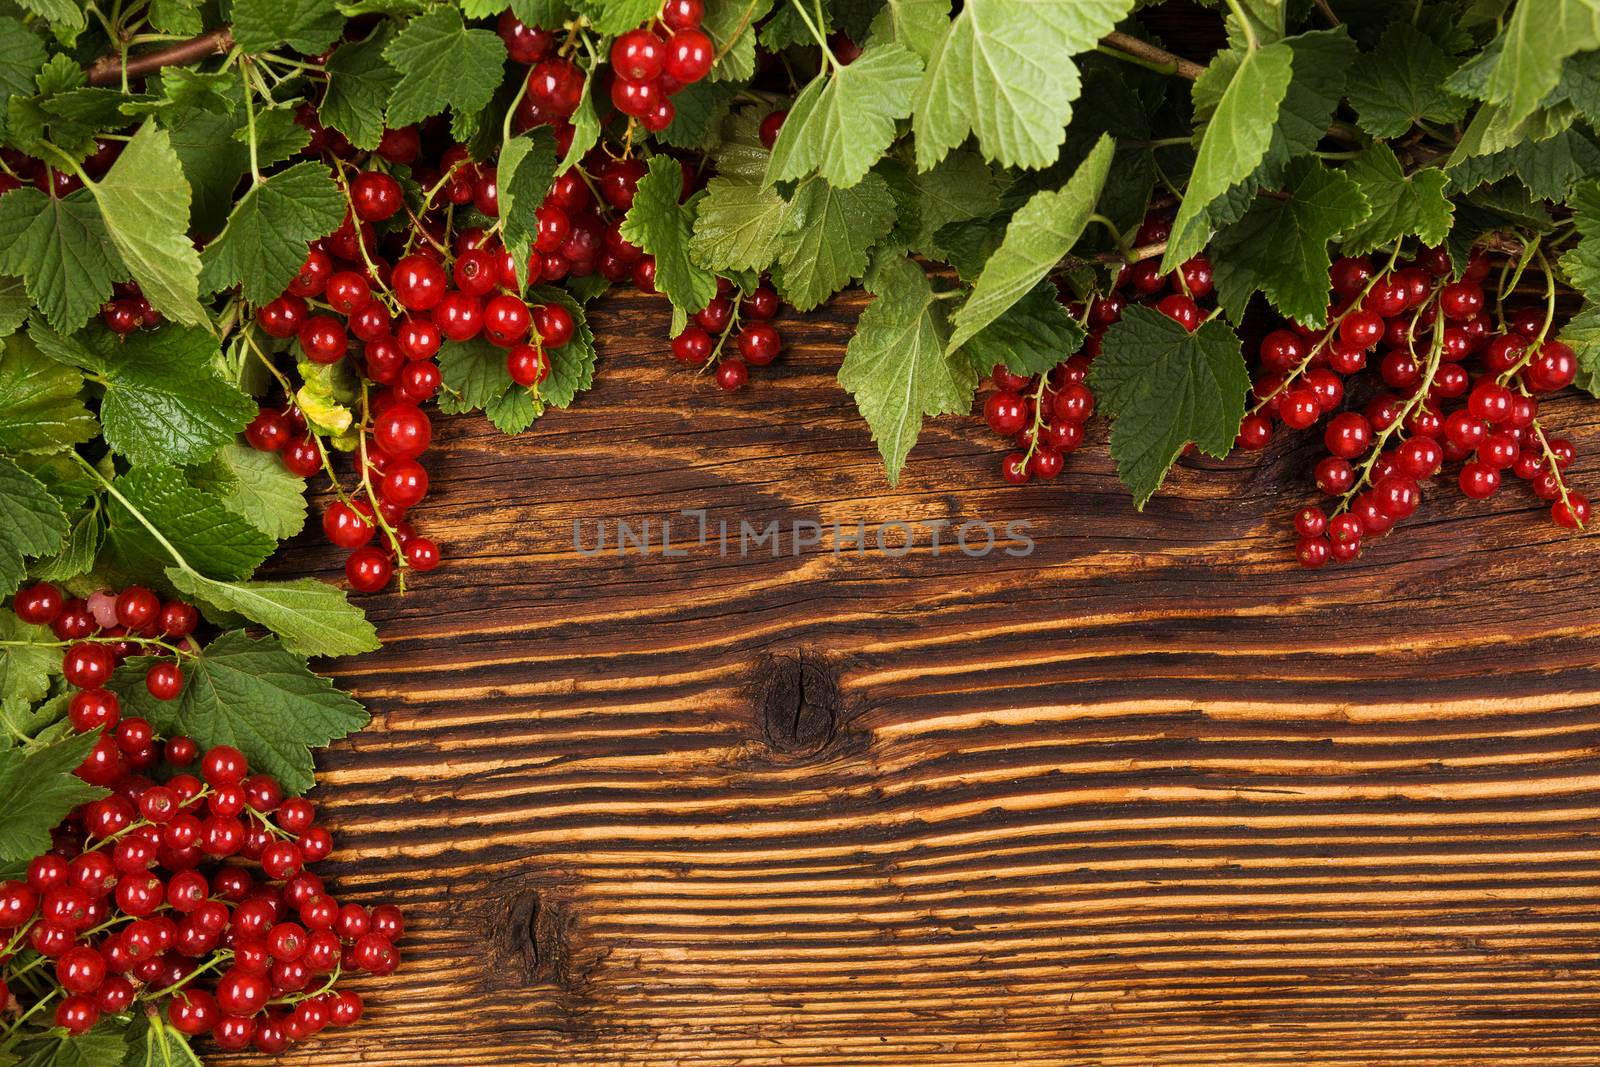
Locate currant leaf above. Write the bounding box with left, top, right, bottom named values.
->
left=322, top=28, right=402, bottom=151
left=530, top=286, right=596, bottom=408
left=232, top=0, right=345, bottom=55
left=0, top=732, right=108, bottom=864
left=0, top=610, right=56, bottom=712
left=1088, top=307, right=1249, bottom=510
left=200, top=162, right=349, bottom=304
left=383, top=6, right=508, bottom=128
left=164, top=570, right=381, bottom=659
left=690, top=176, right=790, bottom=274
left=1339, top=144, right=1454, bottom=257
left=838, top=254, right=974, bottom=485
left=767, top=42, right=923, bottom=188
left=1211, top=159, right=1370, bottom=328
left=0, top=331, right=96, bottom=455
left=771, top=172, right=897, bottom=311
left=0, top=457, right=66, bottom=598
left=1346, top=22, right=1468, bottom=139
left=104, top=465, right=276, bottom=581
left=946, top=133, right=1111, bottom=353
left=618, top=154, right=719, bottom=322
left=497, top=126, right=559, bottom=289
left=108, top=630, right=370, bottom=793
left=188, top=442, right=310, bottom=541
left=0, top=188, right=125, bottom=333
left=956, top=281, right=1085, bottom=379
left=701, top=0, right=776, bottom=82
left=912, top=0, right=1136, bottom=170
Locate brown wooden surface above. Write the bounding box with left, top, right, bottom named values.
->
left=237, top=288, right=1600, bottom=1066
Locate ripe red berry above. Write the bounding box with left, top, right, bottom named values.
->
left=373, top=404, right=432, bottom=459
left=507, top=343, right=550, bottom=385
left=759, top=110, right=787, bottom=149
left=664, top=29, right=714, bottom=83
left=13, top=581, right=63, bottom=625
left=392, top=255, right=448, bottom=311
left=346, top=547, right=394, bottom=593
left=1458, top=460, right=1500, bottom=499
left=483, top=295, right=531, bottom=346
left=533, top=302, right=574, bottom=347
left=298, top=315, right=348, bottom=364
left=715, top=359, right=748, bottom=391
left=611, top=28, right=666, bottom=81
left=736, top=322, right=782, bottom=365
left=1553, top=492, right=1591, bottom=529
left=1155, top=293, right=1199, bottom=331
left=497, top=10, right=555, bottom=63
left=146, top=662, right=183, bottom=701
left=351, top=171, right=402, bottom=221
left=405, top=536, right=442, bottom=571
left=381, top=460, right=429, bottom=509
left=63, top=643, right=115, bottom=688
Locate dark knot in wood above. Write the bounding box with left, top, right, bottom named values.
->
left=483, top=886, right=583, bottom=992
left=749, top=649, right=844, bottom=758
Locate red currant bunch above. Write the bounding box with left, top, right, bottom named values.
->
left=0, top=740, right=401, bottom=1051
left=1234, top=245, right=1588, bottom=568
left=669, top=276, right=788, bottom=390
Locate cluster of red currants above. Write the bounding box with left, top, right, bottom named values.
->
left=0, top=740, right=401, bottom=1052
left=14, top=581, right=195, bottom=721
left=248, top=121, right=584, bottom=591
left=1233, top=246, right=1589, bottom=567
left=979, top=214, right=1213, bottom=483
left=671, top=276, right=785, bottom=390
left=499, top=0, right=714, bottom=136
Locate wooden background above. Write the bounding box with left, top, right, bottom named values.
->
left=240, top=288, right=1600, bottom=1066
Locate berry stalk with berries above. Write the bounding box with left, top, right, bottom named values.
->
left=4, top=0, right=1600, bottom=1059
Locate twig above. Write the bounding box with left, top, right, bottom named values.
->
left=85, top=27, right=233, bottom=85
left=1101, top=31, right=1205, bottom=81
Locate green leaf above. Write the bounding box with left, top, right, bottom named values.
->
left=200, top=162, right=349, bottom=304
left=0, top=455, right=67, bottom=597
left=384, top=6, right=507, bottom=128
left=701, top=0, right=775, bottom=82
left=498, top=126, right=558, bottom=289
left=838, top=255, right=973, bottom=484
left=1339, top=144, right=1453, bottom=256
left=67, top=324, right=256, bottom=465
left=0, top=332, right=95, bottom=455
left=911, top=0, right=1136, bottom=170
left=1087, top=307, right=1248, bottom=509
left=888, top=148, right=1001, bottom=257
left=531, top=285, right=596, bottom=407
left=689, top=176, right=790, bottom=273
left=122, top=68, right=237, bottom=118
left=232, top=0, right=345, bottom=54
left=149, top=0, right=202, bottom=34
left=946, top=133, right=1111, bottom=353
left=85, top=124, right=207, bottom=328
left=167, top=106, right=251, bottom=237
left=1346, top=22, right=1468, bottom=139
left=1211, top=159, right=1370, bottom=328
left=165, top=570, right=380, bottom=658
left=105, top=465, right=275, bottom=581
left=31, top=505, right=102, bottom=584
left=121, top=1015, right=201, bottom=1067
left=771, top=172, right=897, bottom=310
left=1560, top=182, right=1600, bottom=303
left=189, top=442, right=309, bottom=540
left=439, top=336, right=512, bottom=408
left=867, top=0, right=949, bottom=61
left=322, top=27, right=401, bottom=151
left=239, top=105, right=313, bottom=169
left=618, top=155, right=719, bottom=321
left=485, top=387, right=536, bottom=433
left=1481, top=0, right=1600, bottom=138
left=0, top=19, right=46, bottom=140
left=1163, top=41, right=1294, bottom=272
left=956, top=281, right=1084, bottom=378
left=0, top=188, right=125, bottom=333
left=1447, top=126, right=1600, bottom=202
left=578, top=0, right=659, bottom=32
left=0, top=732, right=108, bottom=863
left=1560, top=302, right=1600, bottom=396
left=109, top=630, right=369, bottom=792
left=10, top=0, right=82, bottom=31
left=767, top=42, right=922, bottom=188
left=0, top=277, right=27, bottom=338
left=510, top=0, right=571, bottom=26
left=0, top=610, right=56, bottom=710
left=655, top=80, right=739, bottom=150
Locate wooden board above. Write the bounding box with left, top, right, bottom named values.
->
left=235, top=288, right=1600, bottom=1066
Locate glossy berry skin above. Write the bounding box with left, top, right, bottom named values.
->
left=255, top=295, right=307, bottom=339
left=116, top=586, right=159, bottom=630
left=374, top=404, right=432, bottom=459
left=483, top=295, right=531, bottom=346
left=1296, top=538, right=1330, bottom=570
left=351, top=171, right=402, bottom=221
left=507, top=344, right=549, bottom=385
left=146, top=662, right=183, bottom=701
left=346, top=548, right=394, bottom=593
left=287, top=250, right=332, bottom=297
left=63, top=643, right=115, bottom=689
left=168, top=989, right=219, bottom=1036
left=1236, top=413, right=1272, bottom=450
left=528, top=58, right=585, bottom=115
left=245, top=408, right=292, bottom=452
left=392, top=255, right=448, bottom=311
left=737, top=323, right=782, bottom=366
left=665, top=29, right=714, bottom=82
left=1322, top=412, right=1371, bottom=459
left=533, top=303, right=574, bottom=348
left=497, top=10, right=555, bottom=63
left=984, top=392, right=1027, bottom=435
left=1155, top=294, right=1199, bottom=331
left=406, top=537, right=442, bottom=571
left=671, top=327, right=711, bottom=365
left=381, top=461, right=429, bottom=509
left=433, top=291, right=484, bottom=342
left=14, top=581, right=63, bottom=625
left=1459, top=461, right=1500, bottom=500
left=611, top=28, right=666, bottom=81
left=1467, top=381, right=1514, bottom=423
left=1553, top=492, right=1591, bottom=529
left=102, top=299, right=142, bottom=334
left=298, top=315, right=348, bottom=364
left=283, top=436, right=323, bottom=478
left=715, top=359, right=748, bottom=391
left=1525, top=341, right=1577, bottom=392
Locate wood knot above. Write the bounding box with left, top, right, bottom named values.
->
left=748, top=649, right=845, bottom=758
left=482, top=885, right=588, bottom=992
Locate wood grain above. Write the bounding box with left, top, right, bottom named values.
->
left=230, top=287, right=1600, bottom=1066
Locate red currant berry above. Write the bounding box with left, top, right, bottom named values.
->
left=736, top=322, right=781, bottom=366
left=664, top=29, right=714, bottom=82
left=483, top=294, right=531, bottom=346
left=145, top=662, right=183, bottom=701
left=373, top=403, right=432, bottom=459
left=350, top=171, right=402, bottom=222
left=63, top=643, right=115, bottom=688
left=1458, top=460, right=1500, bottom=499
left=715, top=359, right=748, bottom=391
left=13, top=581, right=63, bottom=625
left=392, top=254, right=448, bottom=311
left=346, top=547, right=394, bottom=593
